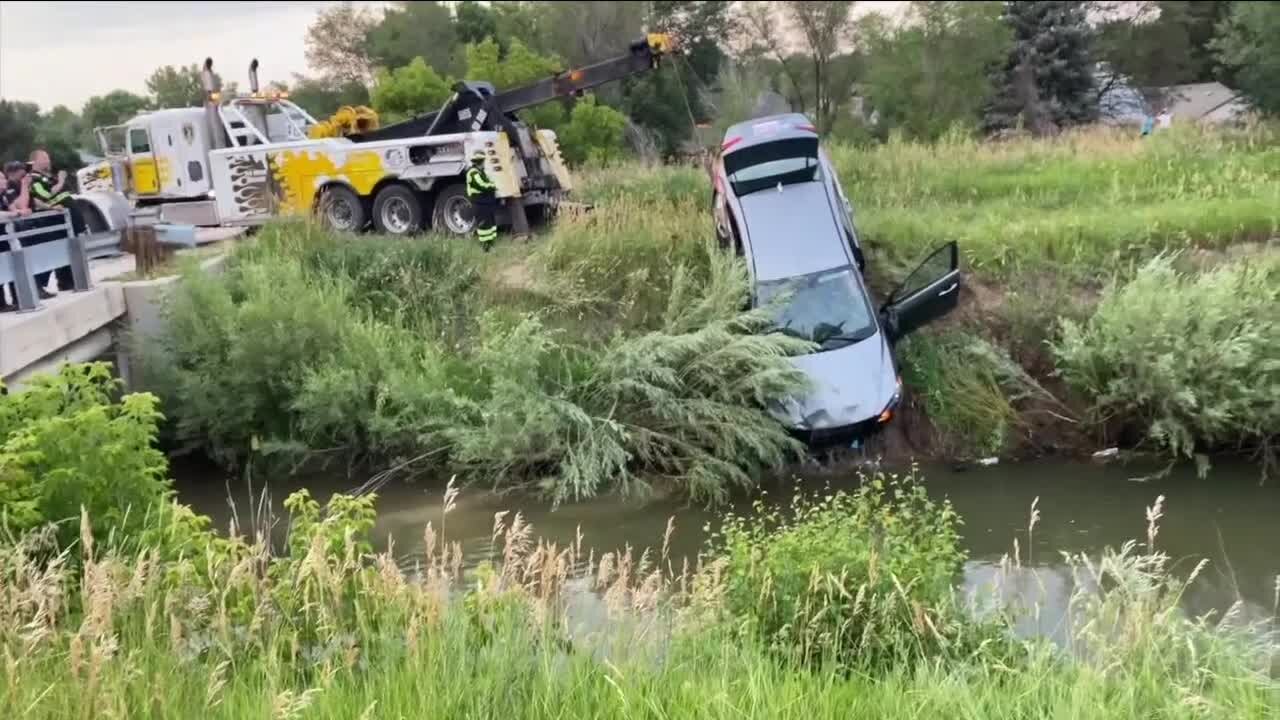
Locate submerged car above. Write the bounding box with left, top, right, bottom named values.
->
left=710, top=113, right=962, bottom=445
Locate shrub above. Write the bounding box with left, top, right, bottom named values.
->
left=0, top=363, right=214, bottom=562
left=1052, top=253, right=1280, bottom=469
left=155, top=219, right=810, bottom=502
left=708, top=470, right=971, bottom=669
left=446, top=308, right=811, bottom=504
left=0, top=364, right=169, bottom=548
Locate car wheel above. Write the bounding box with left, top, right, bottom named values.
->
left=318, top=185, right=366, bottom=232
left=372, top=184, right=424, bottom=236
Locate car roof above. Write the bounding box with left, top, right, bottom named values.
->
left=722, top=113, right=817, bottom=153
left=738, top=180, right=851, bottom=282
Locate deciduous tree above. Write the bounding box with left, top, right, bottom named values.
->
left=366, top=1, right=460, bottom=76
left=304, top=1, right=378, bottom=83
left=146, top=64, right=204, bottom=108
left=1212, top=2, right=1280, bottom=115
left=370, top=58, right=452, bottom=122
left=780, top=1, right=856, bottom=132
left=80, top=90, right=152, bottom=149
left=455, top=1, right=499, bottom=45
left=860, top=2, right=1010, bottom=140
left=283, top=76, right=372, bottom=118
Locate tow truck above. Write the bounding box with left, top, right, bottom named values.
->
left=75, top=34, right=675, bottom=237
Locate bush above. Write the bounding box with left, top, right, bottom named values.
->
left=0, top=363, right=214, bottom=560
left=1052, top=253, right=1280, bottom=468
left=709, top=470, right=971, bottom=669
left=155, top=218, right=810, bottom=502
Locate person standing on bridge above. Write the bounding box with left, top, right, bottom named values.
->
left=466, top=150, right=497, bottom=252
left=26, top=149, right=83, bottom=294
left=0, top=166, right=34, bottom=310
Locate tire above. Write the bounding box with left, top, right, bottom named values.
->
left=73, top=199, right=109, bottom=233
left=430, top=183, right=475, bottom=237
left=371, top=183, right=425, bottom=236
left=317, top=185, right=366, bottom=232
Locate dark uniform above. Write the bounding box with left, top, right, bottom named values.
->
left=0, top=185, right=19, bottom=308
left=25, top=171, right=80, bottom=292
left=465, top=157, right=497, bottom=250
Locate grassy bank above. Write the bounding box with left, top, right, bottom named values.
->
left=146, top=204, right=810, bottom=503
left=143, top=124, right=1280, bottom=485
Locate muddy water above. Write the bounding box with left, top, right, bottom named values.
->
left=175, top=458, right=1280, bottom=633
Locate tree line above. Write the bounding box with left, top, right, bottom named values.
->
left=2, top=1, right=1278, bottom=178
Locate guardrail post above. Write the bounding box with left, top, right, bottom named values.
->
left=7, top=247, right=41, bottom=313
left=68, top=232, right=92, bottom=292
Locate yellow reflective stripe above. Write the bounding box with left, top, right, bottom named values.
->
left=30, top=183, right=54, bottom=199
left=466, top=168, right=495, bottom=192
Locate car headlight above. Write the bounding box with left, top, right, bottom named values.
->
left=877, top=376, right=903, bottom=424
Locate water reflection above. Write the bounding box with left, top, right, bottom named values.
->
left=175, top=457, right=1280, bottom=626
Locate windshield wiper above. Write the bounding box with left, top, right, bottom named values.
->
left=819, top=327, right=876, bottom=348
left=766, top=326, right=809, bottom=341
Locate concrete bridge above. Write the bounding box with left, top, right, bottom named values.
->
left=1, top=227, right=242, bottom=390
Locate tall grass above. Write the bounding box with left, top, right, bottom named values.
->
left=2, top=473, right=1276, bottom=719
left=588, top=124, right=1280, bottom=283
left=834, top=124, right=1280, bottom=280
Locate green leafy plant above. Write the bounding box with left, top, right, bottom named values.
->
left=708, top=470, right=971, bottom=669
left=0, top=364, right=169, bottom=548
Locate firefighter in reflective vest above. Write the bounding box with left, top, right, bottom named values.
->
left=465, top=150, right=497, bottom=251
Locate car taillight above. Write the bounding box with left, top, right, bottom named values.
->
left=794, top=124, right=817, bottom=133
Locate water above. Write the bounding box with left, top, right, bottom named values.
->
left=175, top=457, right=1280, bottom=631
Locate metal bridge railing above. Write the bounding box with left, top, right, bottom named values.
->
left=1, top=210, right=122, bottom=313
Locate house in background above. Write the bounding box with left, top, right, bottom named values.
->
left=1156, top=82, right=1250, bottom=125
left=1093, top=64, right=1251, bottom=127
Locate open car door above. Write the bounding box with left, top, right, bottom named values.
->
left=880, top=241, right=961, bottom=341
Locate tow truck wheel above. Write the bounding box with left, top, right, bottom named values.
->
left=372, top=184, right=424, bottom=236
left=431, top=183, right=475, bottom=237
left=318, top=185, right=366, bottom=232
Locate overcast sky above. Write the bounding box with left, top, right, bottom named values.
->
left=1, top=1, right=908, bottom=112
left=0, top=1, right=365, bottom=110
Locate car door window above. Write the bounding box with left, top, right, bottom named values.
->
left=882, top=242, right=961, bottom=341
left=892, top=242, right=957, bottom=303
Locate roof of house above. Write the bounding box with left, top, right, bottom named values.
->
left=1163, top=82, right=1247, bottom=120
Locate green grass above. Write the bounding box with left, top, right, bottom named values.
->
left=834, top=125, right=1280, bottom=280
left=3, top=474, right=1277, bottom=720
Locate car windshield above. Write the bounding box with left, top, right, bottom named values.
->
left=756, top=266, right=877, bottom=351
left=725, top=137, right=820, bottom=197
